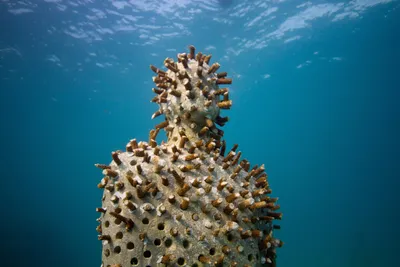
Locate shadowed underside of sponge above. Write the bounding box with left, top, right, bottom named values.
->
left=95, top=45, right=282, bottom=267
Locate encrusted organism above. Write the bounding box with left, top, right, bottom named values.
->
left=95, top=45, right=282, bottom=267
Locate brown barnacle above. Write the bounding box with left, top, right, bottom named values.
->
left=204, top=54, right=212, bottom=64
left=115, top=181, right=124, bottom=191
left=238, top=198, right=254, bottom=210
left=172, top=145, right=181, bottom=154
left=256, top=175, right=268, bottom=187
left=134, top=148, right=145, bottom=157
left=204, top=175, right=213, bottom=184
left=212, top=229, right=220, bottom=237
left=124, top=200, right=137, bottom=211
left=182, top=78, right=192, bottom=90
left=199, top=255, right=211, bottom=264
left=102, top=168, right=118, bottom=178
left=201, top=203, right=212, bottom=214
left=197, top=65, right=203, bottom=77
left=223, top=92, right=229, bottom=101
left=253, top=164, right=265, bottom=177
left=129, top=139, right=138, bottom=149
left=252, top=229, right=263, bottom=238
left=214, top=88, right=228, bottom=95
left=159, top=97, right=167, bottom=103
left=180, top=197, right=190, bottom=210
left=170, top=89, right=181, bottom=97
left=199, top=126, right=209, bottom=136
left=188, top=146, right=196, bottom=154
left=250, top=201, right=269, bottom=210
left=149, top=138, right=157, bottom=148
left=168, top=227, right=178, bottom=238
left=211, top=198, right=223, bottom=208
left=152, top=87, right=164, bottom=95
left=136, top=164, right=143, bottom=174
left=161, top=254, right=176, bottom=264
left=139, top=232, right=147, bottom=242
left=150, top=64, right=166, bottom=75
left=205, top=118, right=214, bottom=129
left=217, top=180, right=228, bottom=191
left=96, top=207, right=106, bottom=213
left=215, top=115, right=229, bottom=126
left=111, top=151, right=122, bottom=165
left=222, top=245, right=231, bottom=254
left=231, top=152, right=241, bottom=166
left=185, top=154, right=199, bottom=161
left=240, top=229, right=252, bottom=239
left=109, top=212, right=134, bottom=230
left=206, top=141, right=216, bottom=153
left=203, top=184, right=212, bottom=193
left=95, top=163, right=111, bottom=170
left=217, top=100, right=232, bottom=109
left=164, top=62, right=178, bottom=73
left=98, top=234, right=111, bottom=241
left=208, top=165, right=215, bottom=172
left=230, top=173, right=238, bottom=180
left=168, top=194, right=176, bottom=204
left=156, top=120, right=169, bottom=129
left=153, top=146, right=160, bottom=156
left=223, top=203, right=235, bottom=215
left=110, top=195, right=119, bottom=203
left=215, top=255, right=225, bottom=266
left=105, top=184, right=114, bottom=192
left=179, top=164, right=192, bottom=172
left=136, top=185, right=146, bottom=198
left=267, top=211, right=283, bottom=220
left=207, top=62, right=220, bottom=74
left=233, top=166, right=242, bottom=176
left=225, top=193, right=240, bottom=203
left=239, top=190, right=250, bottom=198
left=126, top=175, right=137, bottom=187
left=171, top=152, right=179, bottom=162
left=202, top=99, right=212, bottom=108
left=186, top=178, right=199, bottom=189
left=177, top=183, right=191, bottom=196
left=217, top=72, right=227, bottom=78
left=179, top=135, right=188, bottom=148
left=222, top=162, right=230, bottom=169
left=96, top=224, right=102, bottom=234
left=216, top=78, right=232, bottom=84
left=241, top=181, right=250, bottom=188
left=252, top=188, right=266, bottom=198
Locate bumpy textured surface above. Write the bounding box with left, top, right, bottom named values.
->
left=95, top=45, right=282, bottom=267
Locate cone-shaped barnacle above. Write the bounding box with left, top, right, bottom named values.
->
left=96, top=45, right=282, bottom=267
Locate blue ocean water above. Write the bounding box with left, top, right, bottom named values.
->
left=1, top=0, right=399, bottom=266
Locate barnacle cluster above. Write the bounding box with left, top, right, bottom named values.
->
left=95, top=45, right=282, bottom=267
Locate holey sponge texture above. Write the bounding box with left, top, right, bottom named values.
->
left=95, top=45, right=283, bottom=267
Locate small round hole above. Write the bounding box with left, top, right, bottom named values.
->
left=209, top=248, right=216, bottom=255
left=177, top=257, right=185, bottom=265
left=131, top=257, right=138, bottom=265
left=248, top=254, right=254, bottom=261
left=104, top=221, right=110, bottom=228
left=115, top=218, right=121, bottom=225
left=114, top=246, right=121, bottom=254
left=114, top=207, right=122, bottom=213
left=127, top=242, right=134, bottom=250
left=165, top=238, right=172, bottom=247
left=144, top=250, right=151, bottom=258
left=183, top=239, right=190, bottom=248
left=192, top=264, right=199, bottom=267
left=157, top=222, right=165, bottom=230
left=130, top=160, right=137, bottom=166
left=116, top=232, right=123, bottom=239
left=142, top=218, right=149, bottom=224
left=227, top=233, right=234, bottom=241
left=154, top=238, right=161, bottom=246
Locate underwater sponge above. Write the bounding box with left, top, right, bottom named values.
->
left=95, top=45, right=282, bottom=267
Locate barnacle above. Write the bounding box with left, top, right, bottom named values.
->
left=96, top=45, right=282, bottom=267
